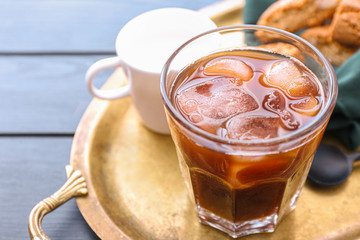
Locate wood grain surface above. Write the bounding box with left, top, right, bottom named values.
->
left=0, top=0, right=219, bottom=53
left=0, top=55, right=111, bottom=133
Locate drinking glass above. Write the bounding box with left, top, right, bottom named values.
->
left=160, top=25, right=337, bottom=237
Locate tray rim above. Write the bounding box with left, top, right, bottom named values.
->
left=70, top=85, right=131, bottom=239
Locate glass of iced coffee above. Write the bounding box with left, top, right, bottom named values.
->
left=160, top=25, right=337, bottom=238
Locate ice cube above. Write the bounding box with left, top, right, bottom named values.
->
left=287, top=76, right=318, bottom=97
left=199, top=85, right=259, bottom=119
left=290, top=96, right=320, bottom=116
left=226, top=115, right=280, bottom=140
left=265, top=60, right=302, bottom=92
left=263, top=90, right=300, bottom=130
left=177, top=90, right=202, bottom=124
left=263, top=90, right=285, bottom=112
left=177, top=78, right=259, bottom=121
left=204, top=57, right=254, bottom=84
left=189, top=112, right=204, bottom=123
left=180, top=99, right=198, bottom=114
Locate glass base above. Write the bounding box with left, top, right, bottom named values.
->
left=198, top=207, right=277, bottom=238
left=197, top=188, right=302, bottom=238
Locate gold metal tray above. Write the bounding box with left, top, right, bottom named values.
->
left=29, top=3, right=360, bottom=240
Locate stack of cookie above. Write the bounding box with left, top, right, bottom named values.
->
left=257, top=0, right=360, bottom=66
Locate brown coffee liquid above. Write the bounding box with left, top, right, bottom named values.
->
left=170, top=49, right=324, bottom=223
left=172, top=49, right=323, bottom=140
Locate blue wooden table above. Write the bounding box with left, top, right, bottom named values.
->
left=0, top=1, right=220, bottom=239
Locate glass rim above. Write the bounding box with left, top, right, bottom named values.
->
left=160, top=24, right=338, bottom=147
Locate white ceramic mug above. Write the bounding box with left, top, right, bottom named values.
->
left=86, top=8, right=217, bottom=134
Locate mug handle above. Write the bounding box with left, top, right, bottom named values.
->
left=86, top=57, right=131, bottom=100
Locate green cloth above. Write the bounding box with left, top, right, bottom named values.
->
left=244, top=0, right=277, bottom=24
left=326, top=51, right=360, bottom=150
left=244, top=0, right=360, bottom=150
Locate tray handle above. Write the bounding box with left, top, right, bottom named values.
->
left=28, top=165, right=88, bottom=240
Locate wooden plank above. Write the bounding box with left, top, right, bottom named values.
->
left=0, top=137, right=99, bottom=239
left=0, top=0, right=220, bottom=53
left=0, top=55, right=114, bottom=134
